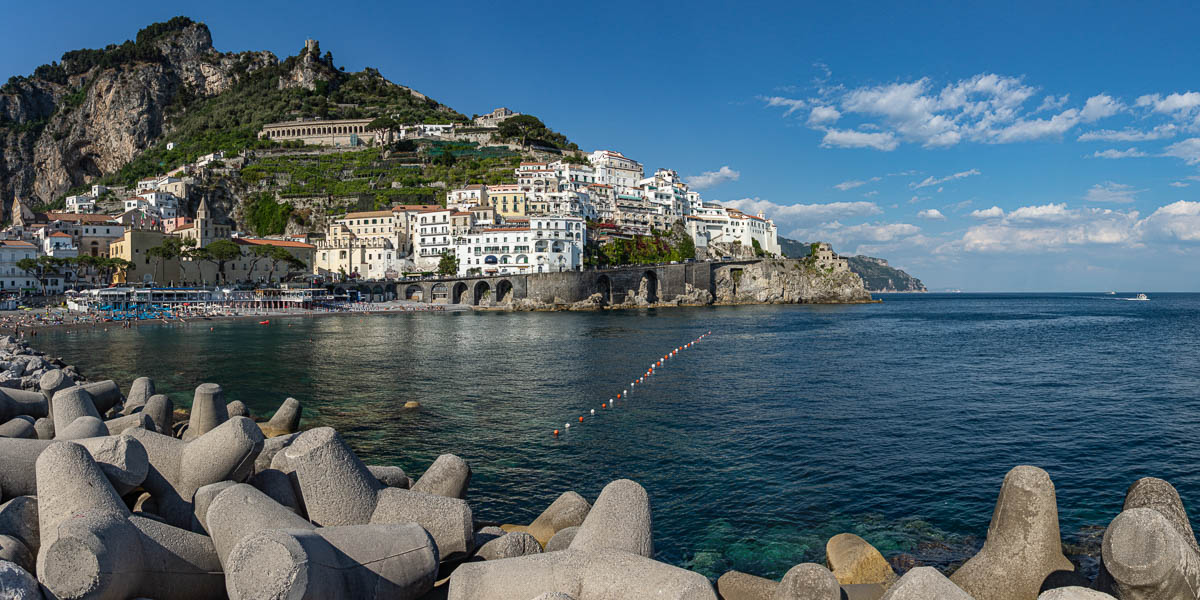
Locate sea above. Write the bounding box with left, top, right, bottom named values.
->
left=31, top=292, right=1200, bottom=579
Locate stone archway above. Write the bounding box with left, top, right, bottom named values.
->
left=596, top=275, right=612, bottom=305
left=640, top=270, right=659, bottom=304
left=496, top=279, right=514, bottom=304
left=405, top=284, right=423, bottom=301
left=452, top=282, right=468, bottom=304
left=473, top=280, right=491, bottom=306
left=431, top=283, right=448, bottom=303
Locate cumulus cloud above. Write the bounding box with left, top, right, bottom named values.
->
left=1085, top=182, right=1141, bottom=203
left=1163, top=138, right=1200, bottom=164
left=951, top=204, right=1141, bottom=253
left=1136, top=92, right=1200, bottom=115
left=821, top=128, right=899, bottom=151
left=808, top=105, right=841, bottom=125
left=1080, top=94, right=1123, bottom=122
left=911, top=168, right=981, bottom=189
left=971, top=206, right=1005, bottom=219
left=918, top=208, right=946, bottom=220
left=686, top=166, right=741, bottom=189
left=759, top=96, right=806, bottom=116
left=1036, top=94, right=1069, bottom=112
left=792, top=221, right=923, bottom=247
left=1090, top=147, right=1147, bottom=159
left=1138, top=200, right=1200, bottom=242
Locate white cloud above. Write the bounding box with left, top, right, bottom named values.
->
left=990, top=109, right=1080, bottom=143
left=1007, top=203, right=1075, bottom=221
left=1138, top=201, right=1200, bottom=242
left=686, top=166, right=741, bottom=189
left=918, top=208, right=946, bottom=220
left=1036, top=94, right=1069, bottom=112
left=821, top=128, right=899, bottom=151
left=1090, top=147, right=1147, bottom=159
left=1138, top=92, right=1200, bottom=115
left=1080, top=94, right=1122, bottom=122
left=911, top=168, right=981, bottom=189
left=1163, top=138, right=1200, bottom=164
left=718, top=198, right=882, bottom=227
left=1085, top=182, right=1141, bottom=203
left=759, top=96, right=806, bottom=116
left=1170, top=181, right=1190, bottom=188
left=1077, top=125, right=1176, bottom=142
left=971, top=206, right=1005, bottom=219
left=792, top=221, right=922, bottom=246
left=808, top=105, right=841, bottom=125
left=952, top=204, right=1141, bottom=253
left=863, top=190, right=879, bottom=197
left=833, top=176, right=881, bottom=191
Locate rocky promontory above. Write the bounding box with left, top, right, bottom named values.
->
left=713, top=258, right=874, bottom=305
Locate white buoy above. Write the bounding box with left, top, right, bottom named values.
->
left=590, top=409, right=595, bottom=415
left=565, top=423, right=570, bottom=429
left=624, top=389, right=627, bottom=395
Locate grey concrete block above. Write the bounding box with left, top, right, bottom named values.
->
left=526, top=491, right=591, bottom=546
left=545, top=526, right=579, bottom=552
left=191, top=481, right=236, bottom=533
left=774, top=563, right=841, bottom=599
left=80, top=380, right=122, bottom=415
left=226, top=400, right=249, bottom=418
left=716, top=570, right=776, bottom=600
left=142, top=394, right=173, bottom=436
left=181, top=383, right=227, bottom=442
left=0, top=533, right=34, bottom=573
left=206, top=483, right=314, bottom=566
left=104, top=412, right=153, bottom=435
left=372, top=488, right=475, bottom=561
left=124, top=416, right=264, bottom=530
left=39, top=369, right=74, bottom=404
left=55, top=416, right=107, bottom=440
left=0, top=416, right=36, bottom=439
left=882, top=567, right=973, bottom=599
left=1102, top=507, right=1200, bottom=598
left=260, top=396, right=301, bottom=437
left=225, top=523, right=439, bottom=600
left=0, top=559, right=40, bottom=600
left=32, top=418, right=52, bottom=440
left=123, top=377, right=154, bottom=415
left=446, top=548, right=717, bottom=600
left=949, top=466, right=1076, bottom=600
left=0, top=436, right=148, bottom=498
left=412, top=453, right=471, bottom=499
left=50, top=387, right=100, bottom=434
left=0, top=497, right=39, bottom=557
left=369, top=464, right=410, bottom=488
left=570, top=479, right=652, bottom=558
left=255, top=431, right=299, bottom=474
left=1123, top=477, right=1199, bottom=553
left=248, top=468, right=304, bottom=515
left=1036, top=588, right=1116, bottom=599
left=474, top=531, right=542, bottom=561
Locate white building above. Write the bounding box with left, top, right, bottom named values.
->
left=685, top=204, right=780, bottom=256
left=589, top=150, right=644, bottom=195
left=413, top=208, right=454, bottom=270
left=0, top=240, right=39, bottom=295
left=453, top=215, right=586, bottom=276
left=124, top=192, right=180, bottom=220
left=40, top=231, right=78, bottom=259
left=65, top=193, right=96, bottom=213
left=446, top=185, right=487, bottom=211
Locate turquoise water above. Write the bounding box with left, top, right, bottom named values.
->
left=33, top=293, right=1200, bottom=578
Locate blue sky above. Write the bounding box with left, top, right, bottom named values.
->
left=5, top=1, right=1200, bottom=290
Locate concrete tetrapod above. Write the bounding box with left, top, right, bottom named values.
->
left=569, top=479, right=652, bottom=558
left=204, top=483, right=314, bottom=564
left=1036, top=588, right=1115, bottom=599
left=0, top=416, right=36, bottom=439
left=826, top=533, right=897, bottom=587
left=773, top=563, right=842, bottom=600
left=949, top=466, right=1077, bottom=600
left=122, top=377, right=154, bottom=415
left=181, top=383, right=228, bottom=442
left=102, top=412, right=153, bottom=436
left=0, top=533, right=34, bottom=572
left=78, top=381, right=122, bottom=415
left=474, top=531, right=543, bottom=561
left=225, top=523, right=440, bottom=600
left=282, top=426, right=475, bottom=561
left=124, top=416, right=264, bottom=529
left=33, top=418, right=52, bottom=440
left=412, top=453, right=472, bottom=499
left=1101, top=507, right=1200, bottom=598
left=38, top=369, right=75, bottom=405
left=1094, top=476, right=1200, bottom=593
left=141, top=394, right=173, bottom=435
left=716, top=570, right=777, bottom=600
left=0, top=435, right=148, bottom=497
left=56, top=416, right=108, bottom=440
left=226, top=400, right=249, bottom=418
left=0, top=496, right=39, bottom=557
left=0, top=559, right=41, bottom=600
left=545, top=526, right=579, bottom=552
left=49, top=387, right=100, bottom=434
left=519, top=491, right=591, bottom=547
left=260, top=396, right=301, bottom=437
left=447, top=548, right=717, bottom=600
left=34, top=441, right=225, bottom=600
left=882, top=567, right=973, bottom=600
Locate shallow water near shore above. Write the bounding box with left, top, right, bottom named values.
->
left=33, top=293, right=1200, bottom=579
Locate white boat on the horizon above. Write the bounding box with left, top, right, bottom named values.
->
left=1134, top=293, right=1149, bottom=301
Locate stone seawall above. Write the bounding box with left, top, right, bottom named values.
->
left=391, top=258, right=874, bottom=310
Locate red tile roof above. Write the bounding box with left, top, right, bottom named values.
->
left=234, top=238, right=316, bottom=249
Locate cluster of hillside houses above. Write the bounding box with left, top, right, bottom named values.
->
left=0, top=114, right=783, bottom=294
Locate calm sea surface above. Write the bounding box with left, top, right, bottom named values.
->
left=32, top=293, right=1200, bottom=578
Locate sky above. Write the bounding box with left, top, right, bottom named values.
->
left=4, top=1, right=1200, bottom=290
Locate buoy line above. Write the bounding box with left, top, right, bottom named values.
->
left=553, top=330, right=712, bottom=438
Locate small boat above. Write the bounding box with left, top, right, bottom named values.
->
left=1107, top=291, right=1116, bottom=295
left=258, top=320, right=270, bottom=325
left=1133, top=293, right=1149, bottom=301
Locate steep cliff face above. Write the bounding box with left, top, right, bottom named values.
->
left=846, top=255, right=927, bottom=292
left=0, top=20, right=275, bottom=214
left=714, top=259, right=874, bottom=304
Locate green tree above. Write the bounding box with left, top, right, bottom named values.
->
left=246, top=244, right=276, bottom=281
left=189, top=239, right=242, bottom=283
left=272, top=247, right=307, bottom=281
left=437, top=251, right=458, bottom=275
left=146, top=237, right=191, bottom=283
left=496, top=114, right=546, bottom=147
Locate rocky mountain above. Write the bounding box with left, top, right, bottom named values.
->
left=0, top=17, right=463, bottom=220
left=778, top=237, right=925, bottom=292
left=845, top=256, right=926, bottom=292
